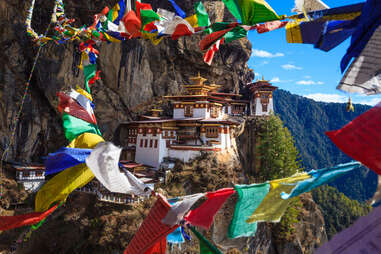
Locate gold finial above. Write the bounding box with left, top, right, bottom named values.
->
left=197, top=71, right=201, bottom=77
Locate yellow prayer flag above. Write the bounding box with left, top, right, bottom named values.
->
left=75, top=86, right=93, bottom=102
left=246, top=173, right=310, bottom=223
left=185, top=14, right=198, bottom=28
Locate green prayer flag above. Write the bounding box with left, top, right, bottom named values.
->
left=83, top=64, right=97, bottom=93
left=223, top=26, right=248, bottom=44
left=228, top=183, right=270, bottom=238
left=140, top=9, right=160, bottom=29
left=190, top=226, right=222, bottom=254
left=222, top=0, right=280, bottom=25
left=222, top=0, right=243, bottom=21
left=238, top=0, right=280, bottom=25
left=195, top=2, right=211, bottom=27
left=62, top=113, right=101, bottom=142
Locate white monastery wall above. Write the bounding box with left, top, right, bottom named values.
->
left=173, top=108, right=184, bottom=119
left=168, top=149, right=201, bottom=163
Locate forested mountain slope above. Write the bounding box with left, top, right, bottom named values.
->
left=273, top=89, right=378, bottom=201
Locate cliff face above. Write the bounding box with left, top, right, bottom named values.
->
left=0, top=0, right=253, bottom=163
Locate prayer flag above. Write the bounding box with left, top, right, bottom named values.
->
left=222, top=0, right=281, bottom=25
left=0, top=203, right=59, bottom=231
left=185, top=188, right=235, bottom=230
left=203, top=38, right=224, bottom=65
left=326, top=103, right=381, bottom=174
left=58, top=92, right=96, bottom=125
left=190, top=226, right=222, bottom=254
left=315, top=205, right=381, bottom=254
left=256, top=20, right=288, bottom=33
left=162, top=193, right=205, bottom=227
left=168, top=0, right=186, bottom=18
left=341, top=0, right=381, bottom=72
left=122, top=10, right=142, bottom=37
left=228, top=183, right=270, bottom=238
left=62, top=113, right=101, bottom=142
left=69, top=89, right=95, bottom=116
left=167, top=226, right=185, bottom=244
left=167, top=199, right=185, bottom=244
left=85, top=142, right=151, bottom=196
left=195, top=2, right=211, bottom=27
left=124, top=194, right=178, bottom=254
left=338, top=26, right=381, bottom=95
left=44, top=147, right=92, bottom=175
left=281, top=161, right=361, bottom=199
left=35, top=133, right=104, bottom=212
left=83, top=64, right=97, bottom=93
left=246, top=173, right=310, bottom=223
left=292, top=0, right=329, bottom=13
left=144, top=237, right=167, bottom=254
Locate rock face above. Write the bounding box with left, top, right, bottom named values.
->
left=0, top=0, right=253, bottom=163
left=248, top=194, right=327, bottom=254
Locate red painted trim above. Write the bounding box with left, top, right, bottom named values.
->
left=169, top=146, right=221, bottom=151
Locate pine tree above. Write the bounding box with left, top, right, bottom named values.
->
left=255, top=114, right=302, bottom=181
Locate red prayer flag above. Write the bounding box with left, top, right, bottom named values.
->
left=135, top=1, right=153, bottom=20
left=122, top=10, right=141, bottom=38
left=256, top=21, right=288, bottom=34
left=326, top=102, right=381, bottom=174
left=57, top=92, right=97, bottom=125
left=171, top=24, right=193, bottom=40
left=144, top=236, right=167, bottom=254
left=0, top=203, right=59, bottom=231
left=199, top=27, right=234, bottom=51
left=203, top=38, right=224, bottom=66
left=184, top=188, right=235, bottom=230
left=124, top=194, right=178, bottom=254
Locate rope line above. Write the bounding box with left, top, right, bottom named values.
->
left=0, top=20, right=53, bottom=197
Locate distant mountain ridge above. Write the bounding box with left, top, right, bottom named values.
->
left=273, top=89, right=377, bottom=201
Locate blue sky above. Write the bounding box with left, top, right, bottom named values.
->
left=246, top=0, right=381, bottom=106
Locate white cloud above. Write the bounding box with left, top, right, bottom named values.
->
left=270, top=77, right=292, bottom=83
left=296, top=80, right=324, bottom=85
left=270, top=77, right=282, bottom=83
left=304, top=75, right=312, bottom=79
left=304, top=93, right=347, bottom=103
left=357, top=97, right=381, bottom=106
left=252, top=49, right=285, bottom=58
left=281, top=64, right=302, bottom=70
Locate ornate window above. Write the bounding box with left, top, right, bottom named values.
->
left=140, top=139, right=143, bottom=147
left=210, top=107, right=218, bottom=118
left=184, top=105, right=193, bottom=117
left=206, top=127, right=219, bottom=138
left=150, top=139, right=153, bottom=148
left=262, top=104, right=268, bottom=112
left=154, top=140, right=158, bottom=148
left=144, top=139, right=148, bottom=148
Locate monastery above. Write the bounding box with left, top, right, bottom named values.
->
left=119, top=74, right=278, bottom=169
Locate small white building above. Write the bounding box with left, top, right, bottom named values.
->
left=249, top=79, right=278, bottom=116
left=14, top=165, right=45, bottom=192
left=120, top=74, right=248, bottom=169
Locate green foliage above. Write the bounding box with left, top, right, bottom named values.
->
left=255, top=114, right=302, bottom=181
left=274, top=89, right=377, bottom=201
left=312, top=185, right=372, bottom=239
left=272, top=197, right=303, bottom=242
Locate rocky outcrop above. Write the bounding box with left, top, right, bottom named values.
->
left=0, top=0, right=253, bottom=163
